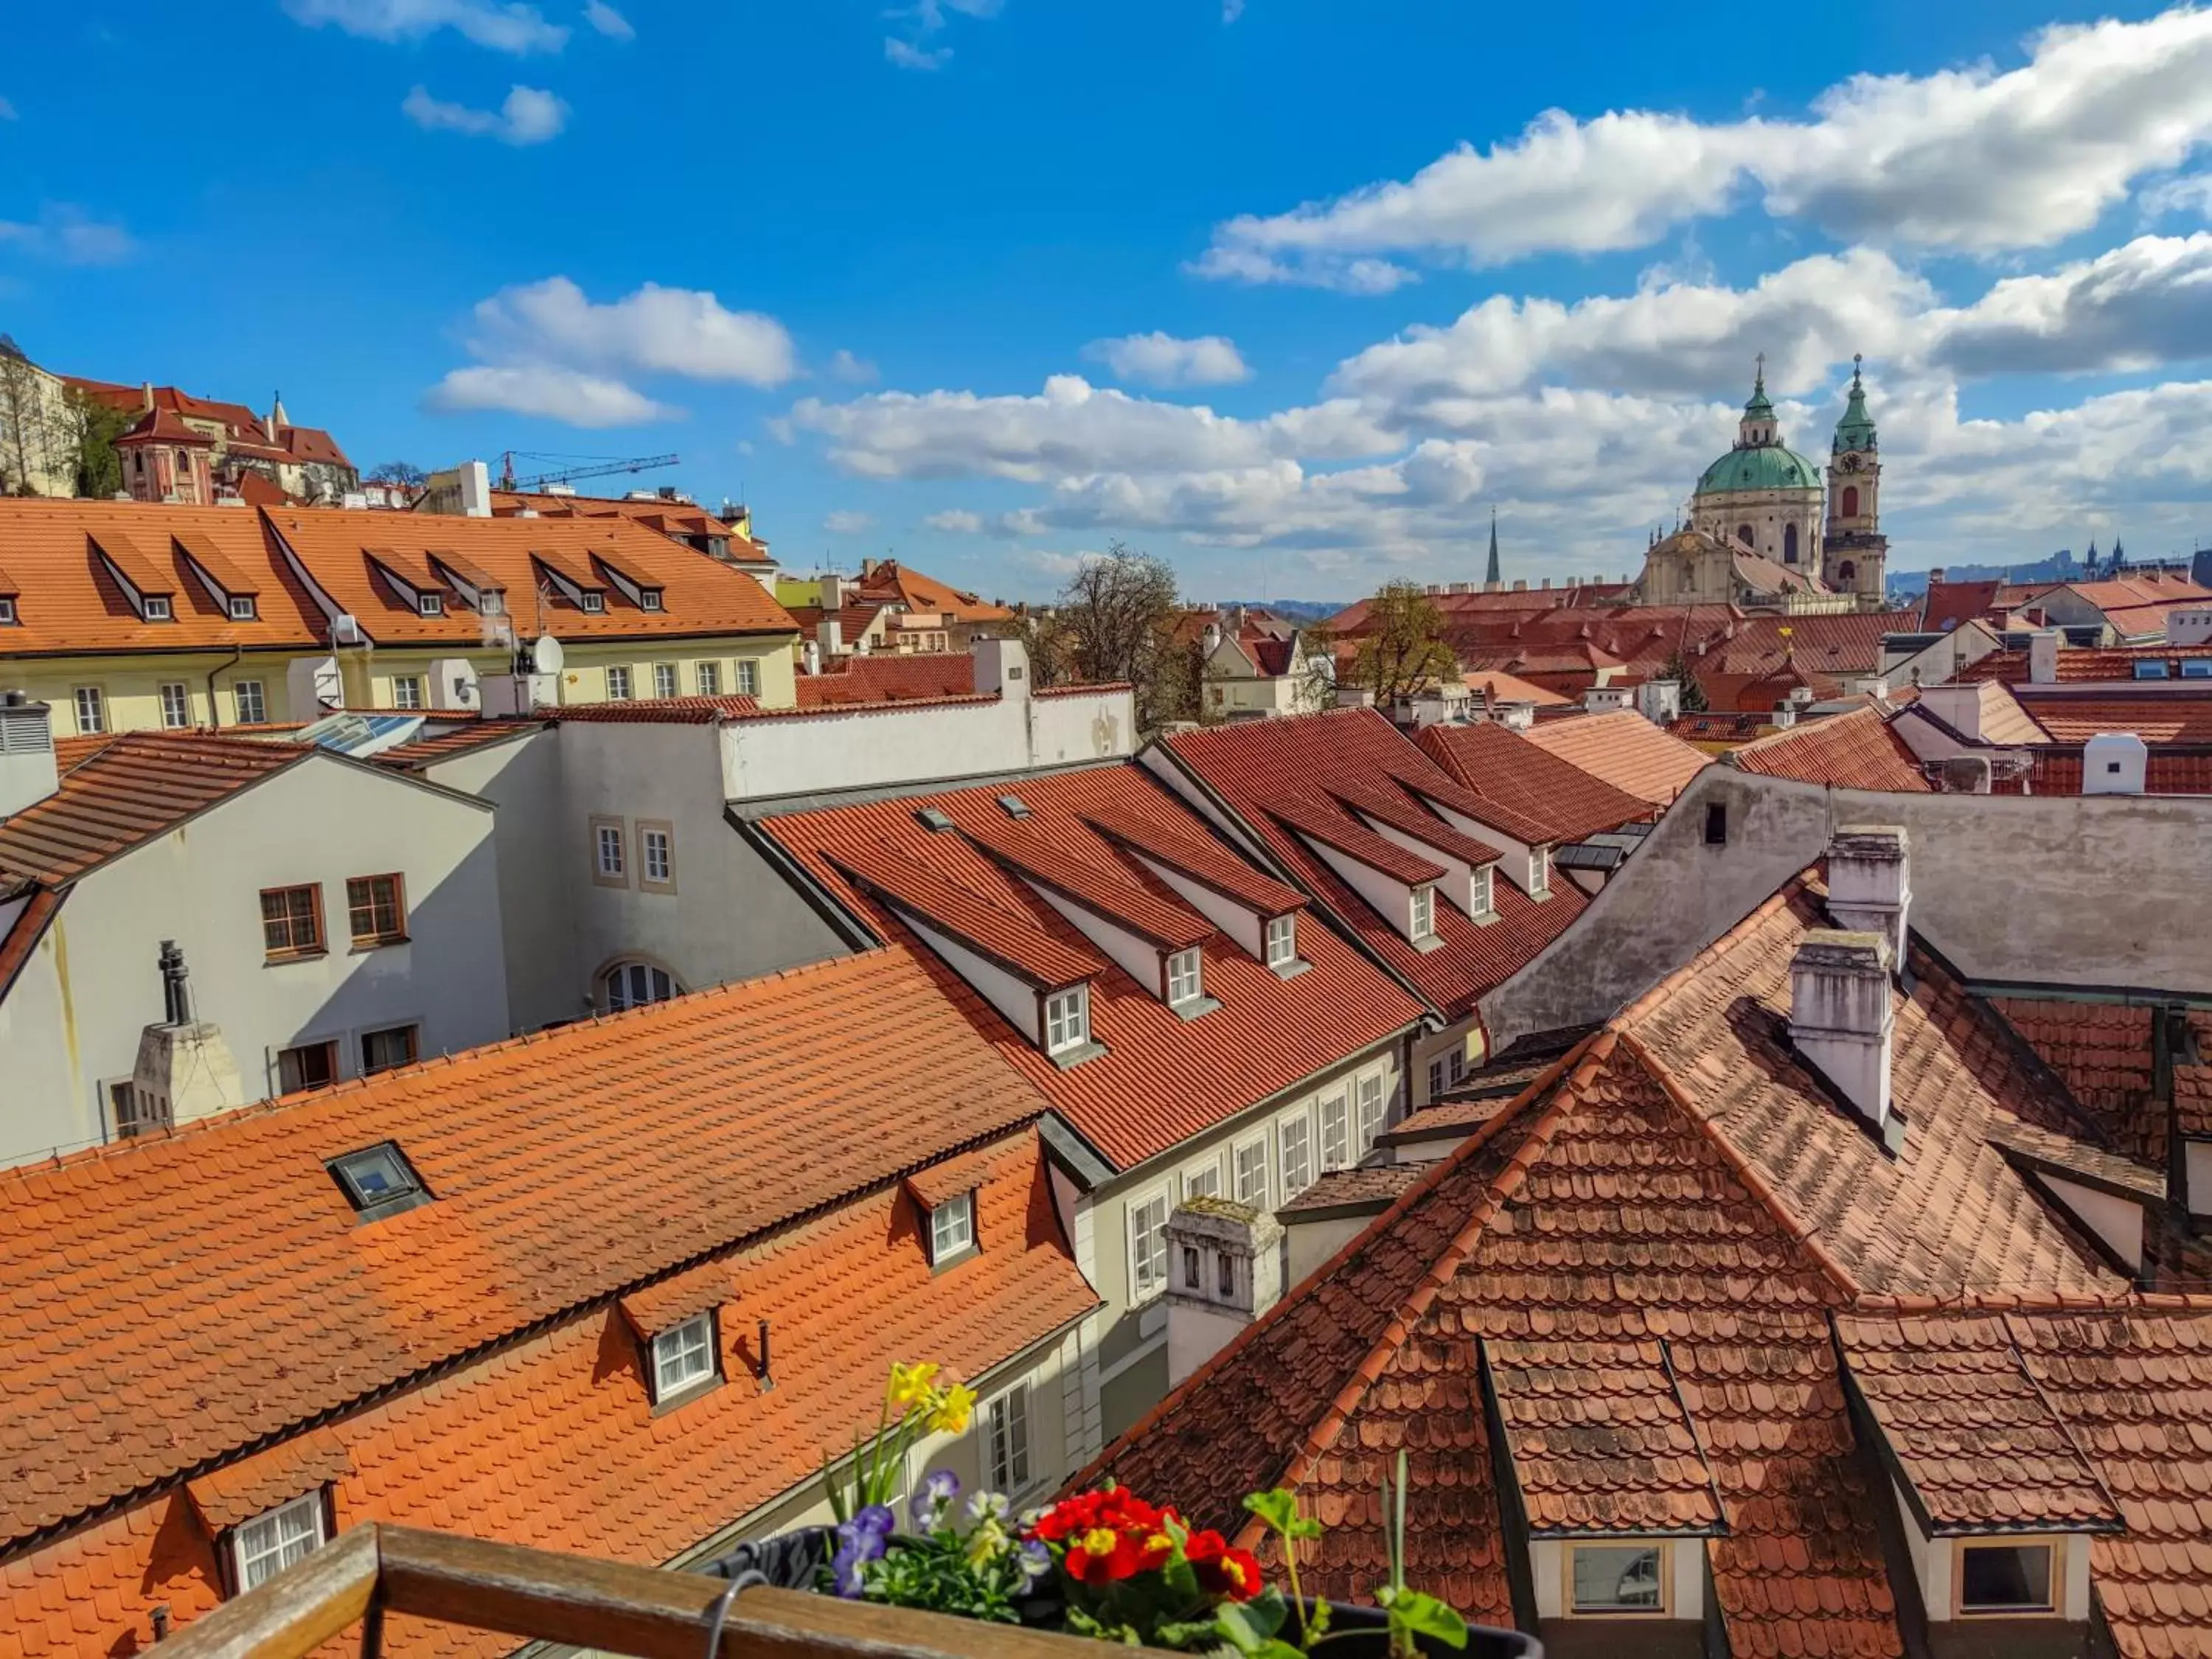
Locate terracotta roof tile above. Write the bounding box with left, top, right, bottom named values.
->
left=1159, top=712, right=1587, bottom=1020
left=794, top=653, right=975, bottom=707
left=2177, top=1013, right=2212, bottom=1139
left=1079, top=804, right=1307, bottom=918
left=541, top=695, right=763, bottom=724
left=852, top=560, right=1012, bottom=625
left=1728, top=706, right=1933, bottom=791
left=965, top=817, right=1212, bottom=950
left=1415, top=721, right=1656, bottom=844
left=829, top=835, right=1108, bottom=987
left=1277, top=1164, right=1424, bottom=1214
left=1271, top=794, right=1452, bottom=884
left=0, top=946, right=1058, bottom=1551
left=2011, top=692, right=2212, bottom=745
left=489, top=490, right=773, bottom=566
left=1990, top=998, right=2162, bottom=1165
left=1519, top=709, right=1711, bottom=806
left=2022, top=749, right=2212, bottom=794
left=183, top=1429, right=355, bottom=1532
left=369, top=720, right=544, bottom=771
left=762, top=764, right=1426, bottom=1169
left=1961, top=643, right=2212, bottom=686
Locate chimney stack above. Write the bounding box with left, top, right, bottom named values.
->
left=125, top=942, right=246, bottom=1137
left=0, top=693, right=58, bottom=819
left=2028, top=627, right=2062, bottom=685
left=1826, top=825, right=1911, bottom=964
left=1165, top=1196, right=1284, bottom=1387
left=1789, top=930, right=1897, bottom=1142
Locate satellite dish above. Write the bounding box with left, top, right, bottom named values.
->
left=531, top=635, right=566, bottom=675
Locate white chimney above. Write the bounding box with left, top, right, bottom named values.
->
left=1497, top=700, right=1535, bottom=731
left=2028, top=627, right=2062, bottom=685
left=1165, top=1196, right=1284, bottom=1387
left=1826, top=826, right=1911, bottom=963
left=1638, top=680, right=1683, bottom=724
left=459, top=459, right=493, bottom=518
left=821, top=574, right=846, bottom=611
left=803, top=639, right=821, bottom=676
left=2083, top=731, right=2147, bottom=796
left=818, top=616, right=844, bottom=661
left=971, top=634, right=1030, bottom=700
left=1790, top=930, right=1896, bottom=1138
left=0, top=694, right=58, bottom=819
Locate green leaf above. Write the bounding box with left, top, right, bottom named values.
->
left=1243, top=1489, right=1299, bottom=1534
left=1380, top=1588, right=1467, bottom=1649
left=1214, top=1601, right=1301, bottom=1658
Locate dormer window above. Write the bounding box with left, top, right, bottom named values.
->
left=1411, top=885, right=1436, bottom=941
left=648, top=1312, right=719, bottom=1404
left=481, top=590, right=505, bottom=616
left=640, top=589, right=664, bottom=612
left=1568, top=1543, right=1669, bottom=1615
left=1045, top=984, right=1091, bottom=1056
left=1470, top=866, right=1495, bottom=922
left=228, top=594, right=257, bottom=621
left=1265, top=914, right=1296, bottom=968
left=142, top=594, right=172, bottom=622
left=0, top=597, right=15, bottom=625
left=1958, top=1541, right=2053, bottom=1615
left=417, top=593, right=444, bottom=618
left=928, top=1192, right=976, bottom=1265
left=231, top=1492, right=328, bottom=1593
left=1531, top=848, right=1551, bottom=898
left=581, top=591, right=605, bottom=615
left=1166, top=948, right=1203, bottom=1006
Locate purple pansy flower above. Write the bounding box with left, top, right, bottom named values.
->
left=911, top=1468, right=961, bottom=1528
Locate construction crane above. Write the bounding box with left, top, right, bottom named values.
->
left=498, top=451, right=681, bottom=492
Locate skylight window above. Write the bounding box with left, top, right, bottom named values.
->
left=327, top=1141, right=429, bottom=1220
left=916, top=807, right=956, bottom=832
left=997, top=794, right=1032, bottom=819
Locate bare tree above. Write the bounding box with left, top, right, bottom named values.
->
left=1343, top=582, right=1457, bottom=704
left=1009, top=605, right=1074, bottom=689
left=375, top=460, right=431, bottom=490
left=1054, top=542, right=1186, bottom=731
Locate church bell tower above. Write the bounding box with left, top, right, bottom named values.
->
left=1824, top=355, right=1887, bottom=607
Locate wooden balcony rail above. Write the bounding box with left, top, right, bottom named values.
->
left=159, top=1523, right=1179, bottom=1659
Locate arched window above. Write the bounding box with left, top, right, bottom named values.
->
left=1837, top=560, right=1857, bottom=585
left=1736, top=524, right=1754, bottom=547
left=1783, top=524, right=1800, bottom=564
left=1840, top=485, right=1860, bottom=518
left=604, top=960, right=680, bottom=1010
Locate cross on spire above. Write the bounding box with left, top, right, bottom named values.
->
left=1754, top=352, right=1765, bottom=389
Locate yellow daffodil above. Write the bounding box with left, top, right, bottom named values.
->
left=886, top=1361, right=941, bottom=1411
left=929, top=1382, right=977, bottom=1434
left=965, top=1516, right=1008, bottom=1567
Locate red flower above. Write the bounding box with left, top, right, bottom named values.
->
left=1186, top=1531, right=1264, bottom=1602
left=1064, top=1523, right=1175, bottom=1585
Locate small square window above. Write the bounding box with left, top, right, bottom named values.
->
left=390, top=675, right=423, bottom=711
left=232, top=1492, right=327, bottom=1592
left=653, top=662, right=678, bottom=698
left=481, top=590, right=506, bottom=616
left=159, top=683, right=191, bottom=729
left=651, top=1312, right=718, bottom=1402
left=74, top=686, right=105, bottom=735
left=640, top=589, right=664, bottom=613
left=360, top=1023, right=419, bottom=1076
left=695, top=661, right=722, bottom=696
left=1183, top=1162, right=1222, bottom=1201
left=581, top=591, right=606, bottom=615
left=929, top=1192, right=975, bottom=1263
left=227, top=594, right=257, bottom=621
left=142, top=594, right=173, bottom=622
left=1958, top=1542, right=2054, bottom=1615
left=605, top=666, right=632, bottom=700
left=1569, top=1543, right=1667, bottom=1615
left=277, top=1040, right=338, bottom=1094
left=1265, top=913, right=1296, bottom=967
left=1044, top=984, right=1090, bottom=1055
left=1166, top=947, right=1203, bottom=1006
left=1410, top=884, right=1436, bottom=940
left=0, top=597, right=16, bottom=625
left=328, top=1141, right=428, bottom=1217
left=734, top=658, right=759, bottom=697
left=346, top=874, right=406, bottom=947
left=417, top=593, right=444, bottom=617
left=234, top=680, right=267, bottom=724
left=260, top=884, right=324, bottom=959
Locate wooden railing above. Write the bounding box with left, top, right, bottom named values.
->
left=159, top=1523, right=1175, bottom=1659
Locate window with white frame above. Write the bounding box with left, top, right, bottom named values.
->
left=1531, top=848, right=1551, bottom=897
left=986, top=1381, right=1032, bottom=1492
left=653, top=662, right=678, bottom=698
left=1279, top=1113, right=1313, bottom=1196
left=1427, top=1059, right=1445, bottom=1101
left=1234, top=1137, right=1268, bottom=1207
left=1957, top=1541, right=2055, bottom=1615
left=1044, top=984, right=1090, bottom=1055
left=157, top=682, right=190, bottom=728
left=1166, top=947, right=1203, bottom=1006
left=1356, top=1072, right=1387, bottom=1155
left=605, top=960, right=679, bottom=1011
left=1568, top=1543, right=1667, bottom=1615
left=391, top=675, right=423, bottom=711
left=735, top=658, right=759, bottom=696
left=1184, top=1162, right=1221, bottom=1201
left=695, top=661, right=722, bottom=696
left=1410, top=884, right=1436, bottom=940
left=1321, top=1091, right=1351, bottom=1171
left=581, top=591, right=606, bottom=615
left=1471, top=866, right=1495, bottom=920
left=74, top=686, right=104, bottom=735
left=594, top=820, right=626, bottom=881
left=142, top=594, right=172, bottom=622
left=0, top=597, right=15, bottom=625
left=639, top=824, right=674, bottom=890
left=650, top=1312, right=717, bottom=1401
left=417, top=593, right=444, bottom=618
left=1129, top=1192, right=1169, bottom=1300
left=232, top=1492, right=327, bottom=1593
left=228, top=594, right=257, bottom=621
left=234, top=680, right=266, bottom=724
left=1448, top=1049, right=1467, bottom=1087
left=930, top=1192, right=975, bottom=1263
left=606, top=665, right=632, bottom=700
left=1265, top=913, right=1297, bottom=968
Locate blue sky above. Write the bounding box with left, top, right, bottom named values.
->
left=4, top=1, right=2211, bottom=601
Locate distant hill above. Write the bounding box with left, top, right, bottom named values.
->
left=1206, top=599, right=1340, bottom=624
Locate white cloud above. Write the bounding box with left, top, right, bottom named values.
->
left=467, top=276, right=797, bottom=386
left=829, top=348, right=879, bottom=383
left=824, top=510, right=875, bottom=534
left=885, top=37, right=950, bottom=70
left=425, top=364, right=673, bottom=426
left=0, top=205, right=136, bottom=265
left=284, top=0, right=568, bottom=53
left=1934, top=232, right=2212, bottom=377
left=582, top=0, right=633, bottom=39
left=924, top=509, right=984, bottom=533
left=1084, top=331, right=1252, bottom=387
left=2143, top=173, right=2212, bottom=221
left=1200, top=6, right=2212, bottom=282
left=403, top=84, right=569, bottom=145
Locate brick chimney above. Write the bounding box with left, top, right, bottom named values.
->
left=1165, top=1196, right=1284, bottom=1387
left=1826, top=825, right=1910, bottom=964
left=0, top=693, right=58, bottom=819
left=1790, top=931, right=1897, bottom=1141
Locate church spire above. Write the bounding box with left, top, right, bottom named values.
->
left=1738, top=354, right=1778, bottom=448
left=1832, top=352, right=1878, bottom=455
left=1484, top=507, right=1501, bottom=588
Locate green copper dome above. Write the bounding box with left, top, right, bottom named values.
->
left=1696, top=443, right=1822, bottom=495
left=1832, top=358, right=1878, bottom=453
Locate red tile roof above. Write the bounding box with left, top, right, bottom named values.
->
left=1414, top=720, right=1657, bottom=844
left=0, top=732, right=306, bottom=890
left=1727, top=706, right=1933, bottom=791
left=489, top=490, right=773, bottom=566
left=0, top=946, right=1068, bottom=1556
left=1919, top=579, right=2006, bottom=632
left=543, top=695, right=764, bottom=724
left=2011, top=691, right=2212, bottom=745
left=1078, top=804, right=1307, bottom=919
left=2020, top=749, right=2212, bottom=794
left=853, top=560, right=1012, bottom=625
left=366, top=720, right=544, bottom=771
left=761, top=763, right=1427, bottom=1169
left=793, top=652, right=976, bottom=708
left=829, top=835, right=1109, bottom=988
left=1158, top=711, right=1587, bottom=1022
left=1961, top=644, right=2212, bottom=686
left=1519, top=709, right=1711, bottom=806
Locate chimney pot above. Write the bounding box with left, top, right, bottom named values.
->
left=1789, top=928, right=1896, bottom=1135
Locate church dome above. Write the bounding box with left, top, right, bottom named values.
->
left=1695, top=444, right=1822, bottom=495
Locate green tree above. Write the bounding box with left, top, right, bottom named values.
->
left=60, top=388, right=135, bottom=499
left=1344, top=582, right=1456, bottom=705
left=1659, top=647, right=1708, bottom=712
left=0, top=335, right=52, bottom=495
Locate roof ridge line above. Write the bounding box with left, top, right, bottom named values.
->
left=1234, top=1032, right=1615, bottom=1549
left=1999, top=1308, right=2127, bottom=1524
left=1612, top=1023, right=1865, bottom=1301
